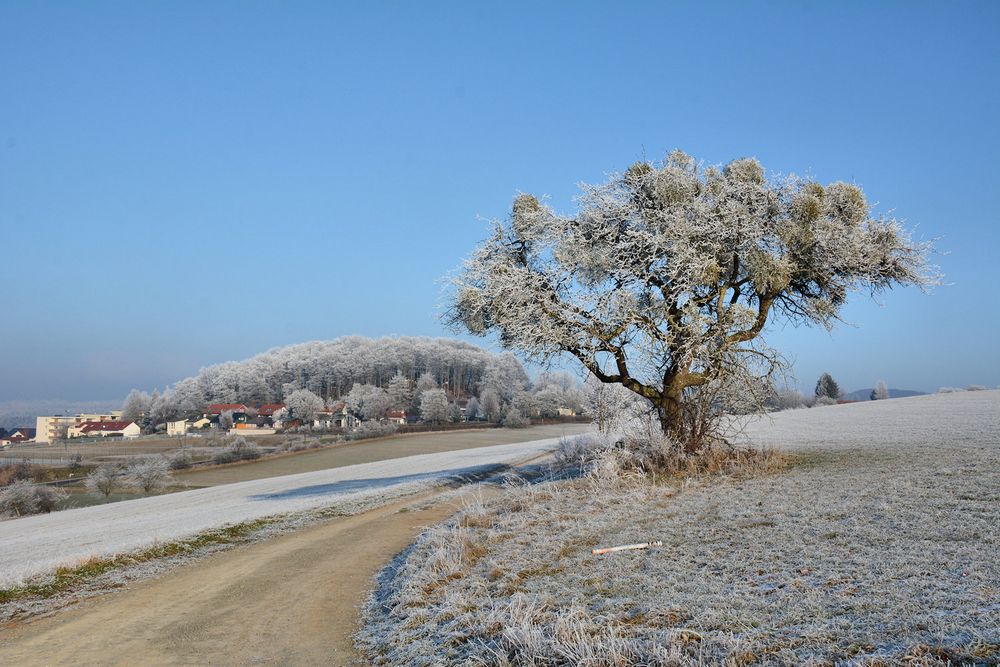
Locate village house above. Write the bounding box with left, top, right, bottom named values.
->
left=386, top=410, right=407, bottom=425
left=188, top=417, right=212, bottom=430
left=205, top=404, right=250, bottom=418
left=68, top=420, right=141, bottom=440
left=166, top=419, right=188, bottom=436
left=327, top=401, right=361, bottom=430
left=256, top=403, right=285, bottom=418
left=0, top=427, right=36, bottom=446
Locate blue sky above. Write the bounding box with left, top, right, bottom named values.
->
left=1, top=1, right=998, bottom=401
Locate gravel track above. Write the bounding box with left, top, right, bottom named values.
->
left=0, top=437, right=567, bottom=588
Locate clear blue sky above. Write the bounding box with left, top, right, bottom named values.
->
left=2, top=1, right=998, bottom=401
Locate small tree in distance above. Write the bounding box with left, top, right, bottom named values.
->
left=447, top=150, right=935, bottom=453
left=420, top=389, right=449, bottom=424
left=85, top=464, right=120, bottom=498
left=871, top=380, right=889, bottom=400
left=285, top=388, right=324, bottom=423
left=815, top=373, right=841, bottom=401
left=465, top=396, right=481, bottom=421
left=125, top=458, right=172, bottom=494
left=479, top=388, right=501, bottom=422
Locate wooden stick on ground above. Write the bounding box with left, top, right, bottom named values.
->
left=591, top=540, right=663, bottom=555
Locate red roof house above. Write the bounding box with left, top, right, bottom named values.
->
left=205, top=403, right=251, bottom=415
left=257, top=403, right=285, bottom=417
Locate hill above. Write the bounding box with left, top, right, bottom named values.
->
left=150, top=336, right=529, bottom=420
left=842, top=387, right=926, bottom=401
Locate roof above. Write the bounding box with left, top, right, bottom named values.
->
left=206, top=403, right=250, bottom=414
left=386, top=410, right=406, bottom=419
left=7, top=428, right=36, bottom=441
left=257, top=403, right=285, bottom=416
left=80, top=421, right=137, bottom=433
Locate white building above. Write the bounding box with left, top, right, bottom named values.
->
left=166, top=420, right=188, bottom=437
left=35, top=412, right=123, bottom=444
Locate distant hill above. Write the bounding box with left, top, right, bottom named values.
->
left=842, top=388, right=927, bottom=402
left=0, top=399, right=121, bottom=430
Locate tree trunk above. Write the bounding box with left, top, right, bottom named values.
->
left=657, top=386, right=696, bottom=454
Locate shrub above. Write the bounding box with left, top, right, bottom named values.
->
left=212, top=436, right=262, bottom=464
left=0, top=480, right=67, bottom=517
left=0, top=460, right=36, bottom=487
left=167, top=449, right=193, bottom=470
left=552, top=434, right=610, bottom=476
left=501, top=407, right=530, bottom=428
left=85, top=464, right=120, bottom=498
left=124, top=457, right=172, bottom=494
left=966, top=384, right=987, bottom=391
left=770, top=389, right=806, bottom=411
left=554, top=430, right=785, bottom=483
left=811, top=395, right=838, bottom=407
left=345, top=421, right=399, bottom=441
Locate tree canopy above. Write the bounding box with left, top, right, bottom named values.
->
left=447, top=150, right=935, bottom=448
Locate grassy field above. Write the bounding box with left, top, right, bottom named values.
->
left=359, top=391, right=1000, bottom=665
left=175, top=423, right=592, bottom=487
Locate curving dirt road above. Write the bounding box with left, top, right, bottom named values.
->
left=1, top=437, right=571, bottom=588
left=0, top=488, right=479, bottom=665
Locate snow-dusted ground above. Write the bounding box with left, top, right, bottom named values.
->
left=741, top=388, right=999, bottom=452
left=359, top=390, right=1000, bottom=665
left=0, top=437, right=565, bottom=588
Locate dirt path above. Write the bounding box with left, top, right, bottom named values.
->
left=0, top=489, right=476, bottom=666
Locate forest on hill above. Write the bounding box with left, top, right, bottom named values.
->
left=150, top=336, right=532, bottom=420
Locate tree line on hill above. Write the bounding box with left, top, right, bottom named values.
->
left=119, top=336, right=594, bottom=429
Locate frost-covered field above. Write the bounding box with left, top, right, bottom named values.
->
left=0, top=437, right=565, bottom=588
left=360, top=391, right=1000, bottom=665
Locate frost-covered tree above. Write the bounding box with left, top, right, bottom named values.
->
left=218, top=410, right=235, bottom=430
left=479, top=355, right=531, bottom=403
left=448, top=402, right=464, bottom=423
left=121, top=389, right=151, bottom=424
left=85, top=464, right=120, bottom=498
left=533, top=386, right=565, bottom=418
left=479, top=388, right=501, bottom=422
left=501, top=407, right=529, bottom=428
left=124, top=457, right=172, bottom=494
left=419, top=389, right=449, bottom=424
left=0, top=480, right=67, bottom=516
left=346, top=384, right=392, bottom=421
left=416, top=373, right=438, bottom=393
left=585, top=374, right=639, bottom=435
left=871, top=380, right=889, bottom=401
left=815, top=373, right=841, bottom=400
left=271, top=407, right=289, bottom=425
left=447, top=151, right=934, bottom=450
left=284, top=388, right=324, bottom=422
left=465, top=396, right=481, bottom=421
left=386, top=371, right=414, bottom=410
